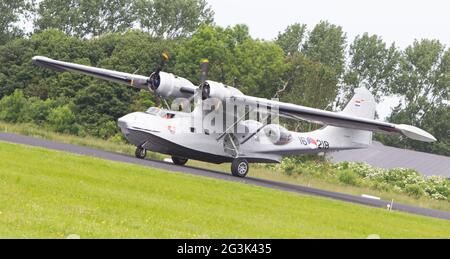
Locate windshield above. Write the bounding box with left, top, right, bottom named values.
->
left=146, top=107, right=165, bottom=116
left=146, top=107, right=175, bottom=119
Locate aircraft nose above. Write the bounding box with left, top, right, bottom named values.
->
left=117, top=118, right=127, bottom=130
left=118, top=116, right=132, bottom=135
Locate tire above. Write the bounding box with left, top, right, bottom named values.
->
left=231, top=158, right=249, bottom=178
left=172, top=156, right=188, bottom=166
left=135, top=147, right=147, bottom=159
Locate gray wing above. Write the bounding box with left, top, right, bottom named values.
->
left=231, top=95, right=437, bottom=143
left=32, top=56, right=149, bottom=90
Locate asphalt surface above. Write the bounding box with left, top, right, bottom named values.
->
left=1, top=132, right=449, bottom=221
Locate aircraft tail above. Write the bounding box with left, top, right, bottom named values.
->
left=318, top=88, right=376, bottom=148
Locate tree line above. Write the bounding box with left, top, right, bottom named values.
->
left=0, top=0, right=449, bottom=156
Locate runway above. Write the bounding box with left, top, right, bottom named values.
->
left=1, top=132, right=449, bottom=221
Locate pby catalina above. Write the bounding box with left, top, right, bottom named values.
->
left=32, top=54, right=436, bottom=177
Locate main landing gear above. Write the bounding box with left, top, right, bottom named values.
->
left=171, top=156, right=188, bottom=166
left=135, top=146, right=147, bottom=159
left=231, top=158, right=249, bottom=178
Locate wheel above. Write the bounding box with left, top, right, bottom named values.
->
left=172, top=156, right=188, bottom=166
left=231, top=158, right=249, bottom=178
left=135, top=147, right=147, bottom=159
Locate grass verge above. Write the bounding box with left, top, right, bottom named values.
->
left=0, top=141, right=449, bottom=238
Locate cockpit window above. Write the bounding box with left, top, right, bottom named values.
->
left=146, top=107, right=161, bottom=115
left=164, top=113, right=175, bottom=119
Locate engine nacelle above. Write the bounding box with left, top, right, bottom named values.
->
left=263, top=124, right=293, bottom=145
left=149, top=74, right=244, bottom=101
left=150, top=71, right=196, bottom=99
left=202, top=81, right=244, bottom=100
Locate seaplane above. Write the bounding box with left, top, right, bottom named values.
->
left=32, top=54, right=436, bottom=177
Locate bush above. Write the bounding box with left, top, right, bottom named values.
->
left=98, top=120, right=119, bottom=139
left=109, top=133, right=126, bottom=144
left=332, top=162, right=449, bottom=201
left=48, top=105, right=78, bottom=134
left=278, top=157, right=296, bottom=175
left=23, top=98, right=55, bottom=125
left=338, top=170, right=359, bottom=186
left=280, top=159, right=449, bottom=201
left=405, top=184, right=426, bottom=199
left=0, top=90, right=30, bottom=123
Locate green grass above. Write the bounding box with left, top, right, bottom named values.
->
left=1, top=121, right=449, bottom=213
left=0, top=141, right=449, bottom=238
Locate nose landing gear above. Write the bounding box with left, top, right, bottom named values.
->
left=135, top=146, right=147, bottom=159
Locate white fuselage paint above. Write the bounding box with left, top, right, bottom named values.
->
left=118, top=109, right=369, bottom=164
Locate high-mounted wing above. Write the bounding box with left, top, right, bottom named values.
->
left=32, top=56, right=197, bottom=99
left=32, top=56, right=149, bottom=89
left=230, top=88, right=436, bottom=143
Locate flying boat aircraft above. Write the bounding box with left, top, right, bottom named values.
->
left=32, top=54, right=436, bottom=177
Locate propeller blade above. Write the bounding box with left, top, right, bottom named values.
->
left=200, top=58, right=209, bottom=85
left=156, top=52, right=170, bottom=73
left=148, top=52, right=170, bottom=91
left=199, top=58, right=210, bottom=100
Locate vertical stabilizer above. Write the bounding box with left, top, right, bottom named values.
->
left=319, top=88, right=376, bottom=147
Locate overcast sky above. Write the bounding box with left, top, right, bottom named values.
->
left=207, top=0, right=450, bottom=48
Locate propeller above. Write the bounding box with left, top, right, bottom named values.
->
left=147, top=52, right=170, bottom=91
left=199, top=58, right=210, bottom=100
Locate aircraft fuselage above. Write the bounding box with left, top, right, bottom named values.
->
left=118, top=108, right=368, bottom=165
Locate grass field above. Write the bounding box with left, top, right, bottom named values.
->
left=0, top=141, right=449, bottom=238
left=1, top=121, right=449, bottom=212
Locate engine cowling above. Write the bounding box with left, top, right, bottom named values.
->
left=202, top=81, right=244, bottom=100
left=263, top=124, right=293, bottom=145
left=149, top=71, right=196, bottom=99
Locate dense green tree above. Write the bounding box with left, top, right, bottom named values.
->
left=92, top=30, right=177, bottom=76
left=392, top=40, right=449, bottom=118
left=0, top=29, right=92, bottom=100
left=175, top=25, right=285, bottom=98
left=130, top=90, right=156, bottom=112
left=175, top=25, right=245, bottom=84
left=79, top=0, right=135, bottom=37
left=35, top=0, right=80, bottom=36
left=0, top=0, right=33, bottom=45
left=73, top=82, right=134, bottom=131
left=0, top=38, right=34, bottom=98
left=378, top=40, right=450, bottom=156
left=29, top=30, right=94, bottom=99
left=303, top=21, right=347, bottom=77
left=279, top=53, right=338, bottom=131
left=276, top=23, right=307, bottom=56
left=344, top=33, right=400, bottom=103
left=134, top=0, right=214, bottom=39
left=36, top=0, right=135, bottom=38
left=234, top=39, right=286, bottom=98
left=281, top=53, right=338, bottom=109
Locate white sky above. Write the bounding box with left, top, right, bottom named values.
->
left=207, top=0, right=450, bottom=48
left=208, top=0, right=450, bottom=119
